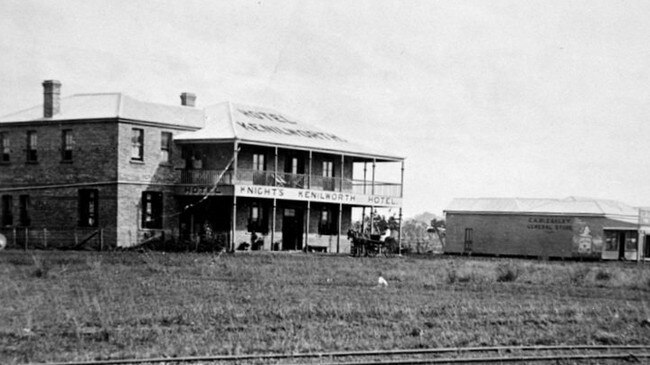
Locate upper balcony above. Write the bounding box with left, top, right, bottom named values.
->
left=180, top=169, right=402, bottom=198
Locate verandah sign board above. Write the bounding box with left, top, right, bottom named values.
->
left=235, top=184, right=402, bottom=207
left=176, top=184, right=402, bottom=207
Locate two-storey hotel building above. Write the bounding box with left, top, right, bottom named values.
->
left=0, top=81, right=404, bottom=252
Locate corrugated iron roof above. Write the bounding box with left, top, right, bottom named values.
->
left=0, top=93, right=205, bottom=128
left=0, top=95, right=402, bottom=161
left=174, top=101, right=403, bottom=161
left=445, top=197, right=640, bottom=224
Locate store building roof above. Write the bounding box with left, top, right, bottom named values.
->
left=445, top=197, right=639, bottom=224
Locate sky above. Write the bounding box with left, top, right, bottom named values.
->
left=1, top=0, right=649, bottom=218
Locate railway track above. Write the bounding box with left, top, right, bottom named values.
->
left=32, top=345, right=650, bottom=365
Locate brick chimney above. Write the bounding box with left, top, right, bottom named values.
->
left=42, top=80, right=62, bottom=117
left=180, top=92, right=196, bottom=107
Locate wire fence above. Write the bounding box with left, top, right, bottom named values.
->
left=0, top=227, right=108, bottom=251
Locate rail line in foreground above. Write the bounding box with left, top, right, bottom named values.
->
left=32, top=345, right=650, bottom=365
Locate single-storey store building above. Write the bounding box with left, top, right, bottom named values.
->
left=445, top=197, right=648, bottom=260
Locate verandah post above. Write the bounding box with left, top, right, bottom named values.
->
left=399, top=160, right=405, bottom=256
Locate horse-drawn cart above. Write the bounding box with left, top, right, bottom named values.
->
left=347, top=230, right=396, bottom=257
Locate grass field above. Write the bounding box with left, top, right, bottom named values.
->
left=1, top=251, right=649, bottom=364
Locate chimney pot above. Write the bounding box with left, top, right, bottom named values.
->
left=42, top=80, right=62, bottom=117
left=180, top=92, right=196, bottom=107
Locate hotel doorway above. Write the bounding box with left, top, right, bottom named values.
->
left=282, top=208, right=303, bottom=250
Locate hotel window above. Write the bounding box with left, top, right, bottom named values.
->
left=131, top=128, right=144, bottom=161
left=1, top=132, right=9, bottom=162
left=26, top=131, right=37, bottom=162
left=142, top=191, right=163, bottom=229
left=322, top=161, right=334, bottom=177
left=318, top=207, right=336, bottom=235
left=1, top=195, right=12, bottom=226
left=252, top=153, right=266, bottom=185
left=253, top=153, right=265, bottom=171
left=247, top=203, right=267, bottom=233
left=161, top=132, right=172, bottom=163
left=322, top=161, right=334, bottom=190
left=19, top=195, right=30, bottom=226
left=78, top=189, right=98, bottom=227
left=61, top=129, right=74, bottom=162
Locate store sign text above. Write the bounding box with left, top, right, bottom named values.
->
left=527, top=217, right=573, bottom=231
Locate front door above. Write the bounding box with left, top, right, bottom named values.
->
left=282, top=208, right=303, bottom=250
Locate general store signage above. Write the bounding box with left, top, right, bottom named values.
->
left=236, top=184, right=402, bottom=207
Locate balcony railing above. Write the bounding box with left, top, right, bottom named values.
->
left=180, top=169, right=402, bottom=197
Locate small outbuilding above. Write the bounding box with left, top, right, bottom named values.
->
left=444, top=197, right=648, bottom=260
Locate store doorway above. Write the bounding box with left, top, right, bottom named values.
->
left=282, top=208, right=303, bottom=250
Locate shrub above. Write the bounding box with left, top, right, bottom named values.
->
left=31, top=254, right=49, bottom=278
left=446, top=268, right=457, bottom=284
left=496, top=262, right=521, bottom=282
left=595, top=269, right=611, bottom=281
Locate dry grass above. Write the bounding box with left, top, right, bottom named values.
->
left=0, top=251, right=649, bottom=364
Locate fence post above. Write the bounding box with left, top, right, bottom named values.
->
left=74, top=229, right=78, bottom=247
left=43, top=228, right=47, bottom=248
left=24, top=227, right=28, bottom=251
left=99, top=229, right=104, bottom=251
left=13, top=227, right=16, bottom=248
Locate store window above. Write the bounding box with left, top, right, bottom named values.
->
left=624, top=231, right=638, bottom=251
left=142, top=191, right=163, bottom=229
left=1, top=195, right=12, bottom=226
left=604, top=231, right=619, bottom=251
left=78, top=189, right=98, bottom=227
left=161, top=132, right=172, bottom=163
left=19, top=195, right=30, bottom=226
left=26, top=131, right=37, bottom=162
left=62, top=129, right=74, bottom=162
left=0, top=132, right=9, bottom=163
left=131, top=128, right=144, bottom=161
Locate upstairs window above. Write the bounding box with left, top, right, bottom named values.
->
left=253, top=153, right=265, bottom=171
left=131, top=128, right=144, bottom=161
left=322, top=161, right=334, bottom=177
left=78, top=189, right=98, bottom=227
left=160, top=132, right=172, bottom=163
left=26, top=131, right=37, bottom=162
left=1, top=195, right=12, bottom=227
left=142, top=191, right=163, bottom=229
left=61, top=129, right=74, bottom=162
left=0, top=132, right=9, bottom=162
left=19, top=195, right=30, bottom=226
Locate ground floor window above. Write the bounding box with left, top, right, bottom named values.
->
left=318, top=207, right=336, bottom=235
left=79, top=189, right=98, bottom=227
left=19, top=195, right=30, bottom=226
left=1, top=195, right=12, bottom=226
left=142, top=191, right=163, bottom=229
left=248, top=203, right=268, bottom=234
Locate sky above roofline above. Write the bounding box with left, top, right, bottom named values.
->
left=1, top=0, right=649, bottom=217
